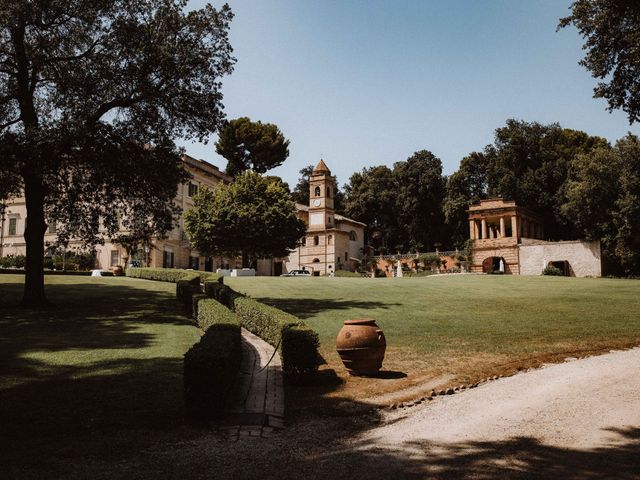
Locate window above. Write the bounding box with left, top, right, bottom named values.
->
left=301, top=237, right=306, bottom=246
left=345, top=252, right=348, bottom=261
left=349, top=230, right=357, bottom=241
left=163, top=250, right=174, bottom=268
left=328, top=216, right=332, bottom=224
left=326, top=187, right=331, bottom=198
left=110, top=250, right=119, bottom=267
left=314, top=186, right=321, bottom=197
left=328, top=235, right=333, bottom=245
left=312, top=258, right=320, bottom=263
left=189, top=256, right=199, bottom=270
left=47, top=219, right=57, bottom=234
left=314, top=236, right=320, bottom=246
left=188, top=182, right=198, bottom=197
left=8, top=218, right=17, bottom=236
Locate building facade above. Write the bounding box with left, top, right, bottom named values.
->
left=258, top=160, right=365, bottom=276
left=468, top=198, right=601, bottom=277
left=0, top=155, right=233, bottom=271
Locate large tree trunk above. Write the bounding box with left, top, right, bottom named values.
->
left=22, top=172, right=48, bottom=307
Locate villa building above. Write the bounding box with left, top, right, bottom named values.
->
left=468, top=198, right=601, bottom=277
left=0, top=155, right=233, bottom=271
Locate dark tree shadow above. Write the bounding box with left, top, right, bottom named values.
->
left=252, top=297, right=400, bottom=319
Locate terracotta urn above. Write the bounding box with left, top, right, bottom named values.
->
left=336, top=319, right=386, bottom=375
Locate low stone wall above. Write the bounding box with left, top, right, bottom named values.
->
left=518, top=240, right=601, bottom=277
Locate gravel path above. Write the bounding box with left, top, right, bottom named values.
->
left=349, top=347, right=640, bottom=479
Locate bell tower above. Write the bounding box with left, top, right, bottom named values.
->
left=308, top=159, right=335, bottom=231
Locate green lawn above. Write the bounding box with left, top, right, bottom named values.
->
left=226, top=275, right=640, bottom=400
left=0, top=274, right=201, bottom=477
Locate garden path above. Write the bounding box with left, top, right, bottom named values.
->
left=221, top=328, right=285, bottom=439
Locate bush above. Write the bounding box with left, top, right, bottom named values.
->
left=233, top=296, right=319, bottom=378
left=196, top=298, right=240, bottom=331
left=218, top=285, right=243, bottom=309
left=184, top=322, right=241, bottom=421
left=0, top=255, right=26, bottom=269
left=176, top=273, right=201, bottom=313
left=334, top=270, right=360, bottom=278
left=204, top=280, right=225, bottom=300
left=419, top=253, right=441, bottom=270
left=543, top=265, right=564, bottom=276
left=126, top=267, right=221, bottom=284
left=192, top=293, right=207, bottom=320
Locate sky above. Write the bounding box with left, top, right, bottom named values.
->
left=181, top=0, right=637, bottom=188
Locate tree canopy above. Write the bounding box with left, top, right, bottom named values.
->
left=184, top=171, right=306, bottom=265
left=215, top=117, right=290, bottom=177
left=343, top=151, right=447, bottom=254
left=0, top=0, right=235, bottom=305
left=559, top=0, right=640, bottom=123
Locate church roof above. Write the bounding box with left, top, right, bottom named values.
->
left=312, top=159, right=331, bottom=174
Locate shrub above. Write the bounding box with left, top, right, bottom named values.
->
left=218, top=285, right=243, bottom=309
left=204, top=280, right=225, bottom=300
left=233, top=296, right=320, bottom=378
left=184, top=322, right=241, bottom=421
left=334, top=269, right=360, bottom=278
left=126, top=267, right=221, bottom=284
left=542, top=265, right=564, bottom=276
left=0, top=254, right=26, bottom=269
left=176, top=273, right=201, bottom=313
left=281, top=325, right=321, bottom=377
left=196, top=298, right=240, bottom=331
left=192, top=293, right=207, bottom=320
left=419, top=253, right=441, bottom=270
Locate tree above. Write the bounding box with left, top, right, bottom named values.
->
left=343, top=165, right=399, bottom=253
left=444, top=152, right=488, bottom=248
left=561, top=134, right=640, bottom=275
left=559, top=1, right=640, bottom=123
left=0, top=0, right=235, bottom=305
left=292, top=164, right=345, bottom=213
left=184, top=171, right=306, bottom=267
left=484, top=120, right=608, bottom=240
left=393, top=150, right=446, bottom=252
left=215, top=117, right=290, bottom=177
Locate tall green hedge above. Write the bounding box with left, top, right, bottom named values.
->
left=232, top=296, right=320, bottom=378
left=184, top=322, right=241, bottom=421
left=126, top=267, right=221, bottom=284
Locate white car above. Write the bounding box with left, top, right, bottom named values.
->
left=281, top=269, right=311, bottom=277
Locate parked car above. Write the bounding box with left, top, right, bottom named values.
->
left=281, top=269, right=311, bottom=277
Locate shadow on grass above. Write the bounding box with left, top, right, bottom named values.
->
left=251, top=297, right=400, bottom=319
left=0, top=281, right=192, bottom=369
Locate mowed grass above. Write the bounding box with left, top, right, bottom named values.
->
left=226, top=275, right=640, bottom=403
left=0, top=274, right=201, bottom=477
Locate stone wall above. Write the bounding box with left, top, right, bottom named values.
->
left=518, top=240, right=601, bottom=277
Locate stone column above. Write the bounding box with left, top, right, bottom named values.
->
left=499, top=217, right=505, bottom=238
left=469, top=220, right=476, bottom=240
left=511, top=215, right=518, bottom=239
left=481, top=219, right=487, bottom=239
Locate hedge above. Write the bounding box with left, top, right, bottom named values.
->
left=204, top=280, right=225, bottom=301
left=126, top=267, right=221, bottom=284
left=184, top=322, right=241, bottom=421
left=196, top=298, right=240, bottom=331
left=191, top=293, right=207, bottom=320
left=232, top=296, right=320, bottom=378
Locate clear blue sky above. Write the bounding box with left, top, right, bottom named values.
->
left=181, top=0, right=636, bottom=188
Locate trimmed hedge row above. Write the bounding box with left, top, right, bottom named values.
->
left=126, top=267, right=222, bottom=284
left=184, top=298, right=242, bottom=421
left=184, top=323, right=241, bottom=421
left=226, top=294, right=320, bottom=378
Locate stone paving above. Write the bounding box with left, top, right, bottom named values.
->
left=221, top=328, right=285, bottom=440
